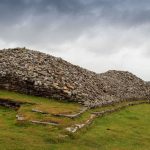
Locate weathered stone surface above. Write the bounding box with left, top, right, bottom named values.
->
left=30, top=120, right=59, bottom=126
left=66, top=114, right=96, bottom=133
left=0, top=48, right=150, bottom=107
left=53, top=107, right=88, bottom=118
left=16, top=114, right=25, bottom=121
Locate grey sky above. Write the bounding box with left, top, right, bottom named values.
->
left=0, top=0, right=150, bottom=80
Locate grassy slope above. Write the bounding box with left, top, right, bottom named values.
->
left=0, top=90, right=85, bottom=126
left=0, top=90, right=150, bottom=150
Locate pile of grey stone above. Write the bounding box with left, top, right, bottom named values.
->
left=147, top=81, right=150, bottom=85
left=0, top=48, right=150, bottom=107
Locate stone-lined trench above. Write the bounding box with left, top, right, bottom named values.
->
left=0, top=98, right=22, bottom=110
left=0, top=98, right=149, bottom=133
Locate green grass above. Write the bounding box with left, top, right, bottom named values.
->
left=0, top=90, right=85, bottom=126
left=0, top=90, right=150, bottom=150
left=0, top=90, right=81, bottom=114
left=75, top=104, right=150, bottom=150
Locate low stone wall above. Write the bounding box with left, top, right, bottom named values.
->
left=32, top=107, right=88, bottom=118
left=92, top=101, right=150, bottom=116
left=66, top=101, right=150, bottom=133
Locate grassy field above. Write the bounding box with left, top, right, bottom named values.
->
left=0, top=90, right=150, bottom=150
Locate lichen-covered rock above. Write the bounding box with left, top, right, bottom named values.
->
left=0, top=48, right=150, bottom=107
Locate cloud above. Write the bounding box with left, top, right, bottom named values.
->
left=0, top=0, right=150, bottom=80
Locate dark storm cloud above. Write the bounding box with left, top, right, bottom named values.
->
left=0, top=0, right=150, bottom=80
left=1, top=0, right=150, bottom=25
left=1, top=0, right=150, bottom=49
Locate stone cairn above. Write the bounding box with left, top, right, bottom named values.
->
left=0, top=48, right=150, bottom=108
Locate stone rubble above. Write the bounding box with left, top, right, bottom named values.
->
left=0, top=48, right=150, bottom=107
left=147, top=81, right=150, bottom=86
left=66, top=114, right=96, bottom=133
left=16, top=114, right=25, bottom=121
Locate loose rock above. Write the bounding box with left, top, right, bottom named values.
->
left=0, top=48, right=150, bottom=107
